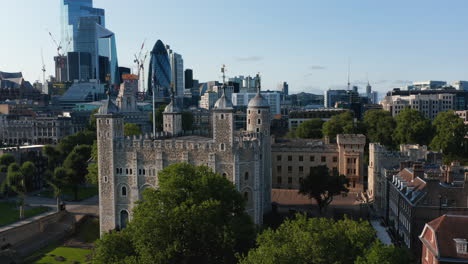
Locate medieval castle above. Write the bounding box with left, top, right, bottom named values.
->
left=96, top=80, right=272, bottom=234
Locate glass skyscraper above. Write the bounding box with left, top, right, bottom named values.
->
left=60, top=0, right=119, bottom=85
left=148, top=40, right=171, bottom=98
left=61, top=0, right=105, bottom=52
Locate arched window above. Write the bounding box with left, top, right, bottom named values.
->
left=222, top=173, right=227, bottom=177
left=256, top=128, right=260, bottom=133
left=258, top=110, right=261, bottom=114
left=220, top=143, right=225, bottom=151
left=248, top=119, right=250, bottom=124
left=244, top=172, right=249, bottom=181
left=257, top=119, right=261, bottom=124
left=221, top=114, right=224, bottom=119
left=244, top=192, right=249, bottom=201
left=120, top=210, right=129, bottom=229
left=121, top=186, right=127, bottom=196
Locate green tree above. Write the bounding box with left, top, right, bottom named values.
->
left=149, top=104, right=167, bottom=131
left=299, top=165, right=349, bottom=214
left=43, top=145, right=63, bottom=170
left=63, top=145, right=92, bottom=201
left=94, top=163, right=256, bottom=264
left=363, top=110, right=396, bottom=147
left=46, top=167, right=69, bottom=211
left=322, top=112, right=359, bottom=140
left=355, top=240, right=412, bottom=264
left=294, top=118, right=324, bottom=139
left=430, top=110, right=466, bottom=155
left=239, top=215, right=376, bottom=264
left=94, top=231, right=137, bottom=264
left=57, top=130, right=96, bottom=156
left=87, top=108, right=99, bottom=131
left=393, top=108, right=433, bottom=146
left=182, top=111, right=194, bottom=131
left=124, top=123, right=142, bottom=136
left=2, top=162, right=35, bottom=219
left=0, top=154, right=15, bottom=173
left=86, top=141, right=99, bottom=185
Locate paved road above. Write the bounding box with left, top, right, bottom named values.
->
left=5, top=194, right=100, bottom=216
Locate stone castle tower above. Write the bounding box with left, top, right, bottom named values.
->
left=96, top=75, right=272, bottom=234
left=163, top=95, right=182, bottom=136
left=246, top=74, right=272, bottom=212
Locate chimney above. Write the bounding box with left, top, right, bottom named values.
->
left=445, top=166, right=454, bottom=184
left=413, top=163, right=424, bottom=180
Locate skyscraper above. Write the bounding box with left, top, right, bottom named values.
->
left=60, top=0, right=119, bottom=85
left=184, top=69, right=193, bottom=89
left=148, top=40, right=171, bottom=99
left=61, top=0, right=105, bottom=51
left=166, top=45, right=184, bottom=97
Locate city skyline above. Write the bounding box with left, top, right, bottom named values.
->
left=1, top=0, right=468, bottom=94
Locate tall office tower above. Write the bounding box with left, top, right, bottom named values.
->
left=166, top=45, right=184, bottom=97
left=67, top=52, right=92, bottom=81
left=61, top=0, right=105, bottom=52
left=185, top=69, right=193, bottom=89
left=148, top=40, right=171, bottom=100
left=278, top=82, right=289, bottom=95
left=61, top=0, right=119, bottom=85
left=366, top=81, right=372, bottom=95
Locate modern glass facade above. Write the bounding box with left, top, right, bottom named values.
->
left=61, top=0, right=105, bottom=52
left=148, top=40, right=171, bottom=98
left=61, top=0, right=119, bottom=85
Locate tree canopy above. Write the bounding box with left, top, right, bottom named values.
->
left=393, top=108, right=433, bottom=146
left=294, top=119, right=324, bottom=139
left=124, top=123, right=142, bottom=137
left=363, top=110, right=396, bottom=147
left=239, top=214, right=410, bottom=264
left=299, top=165, right=349, bottom=214
left=322, top=112, right=360, bottom=140
left=0, top=153, right=15, bottom=173
left=430, top=110, right=467, bottom=155
left=93, top=163, right=256, bottom=264
left=62, top=145, right=92, bottom=200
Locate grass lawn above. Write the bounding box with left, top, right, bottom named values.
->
left=0, top=201, right=49, bottom=227
left=36, top=185, right=98, bottom=201
left=33, top=247, right=92, bottom=264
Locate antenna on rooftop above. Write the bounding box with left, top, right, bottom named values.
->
left=347, top=58, right=351, bottom=90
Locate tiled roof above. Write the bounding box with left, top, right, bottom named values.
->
left=427, top=215, right=468, bottom=260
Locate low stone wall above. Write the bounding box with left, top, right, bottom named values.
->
left=0, top=210, right=66, bottom=249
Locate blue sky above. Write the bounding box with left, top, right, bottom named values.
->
left=1, top=0, right=468, bottom=94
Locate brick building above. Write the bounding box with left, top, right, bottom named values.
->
left=271, top=134, right=366, bottom=191
left=387, top=162, right=468, bottom=255
left=419, top=214, right=468, bottom=264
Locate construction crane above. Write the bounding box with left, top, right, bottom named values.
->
left=48, top=31, right=63, bottom=56
left=133, top=40, right=148, bottom=92
left=41, top=49, right=46, bottom=85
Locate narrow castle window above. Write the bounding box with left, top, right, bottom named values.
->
left=220, top=143, right=225, bottom=151
left=248, top=119, right=250, bottom=125
left=258, top=110, right=261, bottom=114
left=121, top=186, right=127, bottom=196
left=130, top=169, right=133, bottom=175
left=257, top=119, right=261, bottom=125
left=244, top=192, right=249, bottom=201
left=104, top=176, right=108, bottom=183
left=222, top=173, right=227, bottom=177
left=126, top=168, right=128, bottom=174
left=256, top=128, right=260, bottom=132
left=221, top=114, right=224, bottom=120
left=244, top=172, right=249, bottom=181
